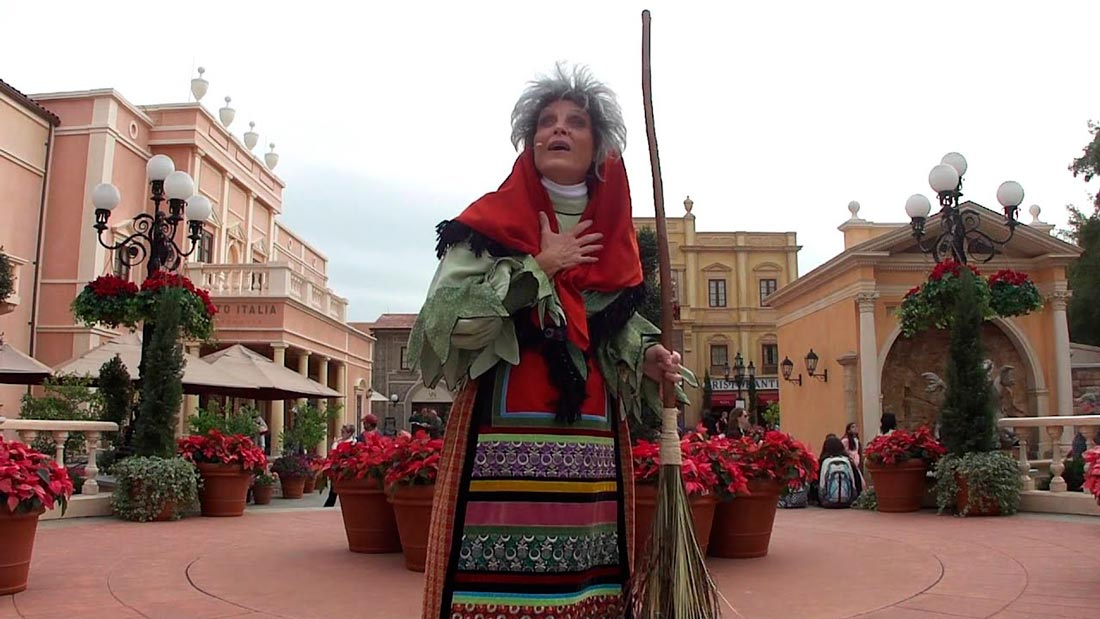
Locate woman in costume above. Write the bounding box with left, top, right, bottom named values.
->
left=408, top=64, right=688, bottom=619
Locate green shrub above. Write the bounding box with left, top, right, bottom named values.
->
left=133, top=290, right=185, bottom=458
left=109, top=456, right=199, bottom=522
left=188, top=401, right=260, bottom=437
left=852, top=487, right=877, bottom=511
left=98, top=355, right=134, bottom=447
left=0, top=248, right=13, bottom=303
left=20, top=375, right=104, bottom=456
left=934, top=451, right=1021, bottom=516
left=280, top=403, right=334, bottom=455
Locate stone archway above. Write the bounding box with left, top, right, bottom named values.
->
left=878, top=320, right=1042, bottom=437
left=405, top=383, right=454, bottom=427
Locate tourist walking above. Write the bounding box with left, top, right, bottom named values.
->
left=408, top=63, right=686, bottom=619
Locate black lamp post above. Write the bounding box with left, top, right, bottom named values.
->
left=90, top=155, right=211, bottom=429
left=904, top=152, right=1024, bottom=264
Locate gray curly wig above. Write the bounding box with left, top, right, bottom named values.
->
left=510, top=63, right=627, bottom=168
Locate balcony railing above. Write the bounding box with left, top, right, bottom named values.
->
left=185, top=262, right=347, bottom=321
left=997, top=415, right=1100, bottom=493
left=0, top=418, right=119, bottom=495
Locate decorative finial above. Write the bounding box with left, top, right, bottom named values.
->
left=218, top=96, right=235, bottom=128
left=1029, top=204, right=1042, bottom=223
left=848, top=200, right=861, bottom=219
left=243, top=121, right=259, bottom=151
left=683, top=195, right=694, bottom=214
left=190, top=66, right=209, bottom=101
left=264, top=143, right=279, bottom=170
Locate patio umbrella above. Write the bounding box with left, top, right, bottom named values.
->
left=0, top=341, right=53, bottom=385
left=369, top=391, right=389, bottom=402
left=201, top=344, right=341, bottom=400
left=53, top=334, right=256, bottom=395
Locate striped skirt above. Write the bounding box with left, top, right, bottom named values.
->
left=422, top=350, right=635, bottom=619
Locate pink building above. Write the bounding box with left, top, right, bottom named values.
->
left=0, top=79, right=373, bottom=451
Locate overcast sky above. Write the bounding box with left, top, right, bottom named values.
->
left=4, top=1, right=1098, bottom=321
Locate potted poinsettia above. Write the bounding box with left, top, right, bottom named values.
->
left=70, top=274, right=140, bottom=329
left=322, top=434, right=401, bottom=554
left=271, top=454, right=312, bottom=499
left=864, top=426, right=945, bottom=512
left=709, top=431, right=816, bottom=559
left=632, top=428, right=729, bottom=557
left=1082, top=447, right=1100, bottom=507
left=303, top=454, right=324, bottom=494
left=0, top=437, right=74, bottom=594
left=385, top=430, right=443, bottom=572
left=178, top=430, right=267, bottom=517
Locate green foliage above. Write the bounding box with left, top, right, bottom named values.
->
left=1064, top=205, right=1100, bottom=346
left=938, top=269, right=997, bottom=455
left=98, top=355, right=133, bottom=445
left=280, top=403, right=331, bottom=454
left=1069, top=120, right=1100, bottom=210
left=933, top=451, right=1021, bottom=516
left=188, top=400, right=260, bottom=437
left=852, top=487, right=877, bottom=511
left=636, top=227, right=662, bottom=327
left=762, top=401, right=781, bottom=429
left=133, top=289, right=185, bottom=458
left=109, top=456, right=199, bottom=522
left=253, top=472, right=277, bottom=487
left=20, top=374, right=103, bottom=456
left=0, top=247, right=13, bottom=303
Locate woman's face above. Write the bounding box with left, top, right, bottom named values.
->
left=846, top=423, right=858, bottom=435
left=533, top=99, right=595, bottom=185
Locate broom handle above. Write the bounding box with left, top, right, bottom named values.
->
left=641, top=10, right=677, bottom=413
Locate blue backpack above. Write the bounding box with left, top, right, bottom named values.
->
left=819, top=456, right=857, bottom=508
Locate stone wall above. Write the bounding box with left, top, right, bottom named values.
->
left=881, top=324, right=1030, bottom=431
left=1071, top=365, right=1100, bottom=413
left=370, top=328, right=421, bottom=429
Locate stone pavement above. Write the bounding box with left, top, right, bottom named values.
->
left=2, top=506, right=1097, bottom=619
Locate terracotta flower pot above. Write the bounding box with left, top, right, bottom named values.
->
left=253, top=484, right=273, bottom=505
left=633, top=483, right=718, bottom=558
left=303, top=475, right=317, bottom=494
left=708, top=478, right=781, bottom=559
left=388, top=484, right=435, bottom=572
left=334, top=477, right=401, bottom=553
left=955, top=474, right=1001, bottom=517
left=867, top=458, right=928, bottom=513
left=280, top=477, right=306, bottom=499
left=196, top=463, right=251, bottom=517
left=0, top=506, right=45, bottom=595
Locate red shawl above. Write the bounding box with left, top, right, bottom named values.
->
left=455, top=150, right=642, bottom=351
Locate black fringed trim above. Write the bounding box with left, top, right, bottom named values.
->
left=587, top=284, right=646, bottom=349
left=543, top=336, right=588, bottom=424
left=434, top=220, right=519, bottom=259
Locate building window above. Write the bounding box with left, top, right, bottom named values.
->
left=761, top=343, right=779, bottom=375
left=400, top=346, right=409, bottom=370
left=708, top=279, right=727, bottom=307
left=197, top=229, right=215, bottom=264
left=112, top=249, right=130, bottom=280
left=759, top=278, right=778, bottom=304
left=710, top=344, right=728, bottom=369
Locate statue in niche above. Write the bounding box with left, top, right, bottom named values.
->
left=906, top=360, right=1025, bottom=447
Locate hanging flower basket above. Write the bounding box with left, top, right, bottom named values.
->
left=987, top=269, right=1043, bottom=317
left=71, top=275, right=141, bottom=329
left=139, top=271, right=218, bottom=341
left=898, top=261, right=1043, bottom=337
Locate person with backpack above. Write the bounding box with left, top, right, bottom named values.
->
left=815, top=435, right=862, bottom=508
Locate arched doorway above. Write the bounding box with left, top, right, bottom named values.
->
left=405, top=383, right=454, bottom=427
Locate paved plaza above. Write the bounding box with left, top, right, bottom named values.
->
left=2, top=504, right=1096, bottom=619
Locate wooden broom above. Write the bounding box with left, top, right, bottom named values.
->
left=631, top=9, right=723, bottom=619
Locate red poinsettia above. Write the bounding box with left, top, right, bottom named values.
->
left=177, top=430, right=267, bottom=473
left=88, top=274, right=139, bottom=298
left=632, top=429, right=724, bottom=497
left=904, top=286, right=922, bottom=299
left=0, top=437, right=75, bottom=514
left=988, top=269, right=1030, bottom=287
left=730, top=430, right=817, bottom=492
left=929, top=259, right=981, bottom=281
left=1083, top=447, right=1100, bottom=501
left=323, top=434, right=396, bottom=483
left=385, top=430, right=444, bottom=489
left=865, top=426, right=945, bottom=466
left=142, top=270, right=218, bottom=317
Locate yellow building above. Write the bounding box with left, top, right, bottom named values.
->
left=767, top=201, right=1079, bottom=451
left=634, top=197, right=799, bottom=424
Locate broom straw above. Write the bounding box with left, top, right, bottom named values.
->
left=632, top=9, right=722, bottom=619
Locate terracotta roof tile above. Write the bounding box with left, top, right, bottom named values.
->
left=368, top=313, right=419, bottom=330
left=0, top=79, right=60, bottom=126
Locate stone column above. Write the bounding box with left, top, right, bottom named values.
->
left=837, top=352, right=860, bottom=426
left=270, top=343, right=289, bottom=456
left=857, top=292, right=881, bottom=440
left=181, top=344, right=201, bottom=437
left=297, top=351, right=311, bottom=409
left=1050, top=290, right=1074, bottom=449
left=317, top=356, right=330, bottom=456
left=336, top=361, right=348, bottom=423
